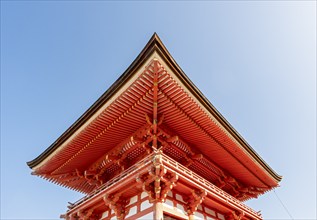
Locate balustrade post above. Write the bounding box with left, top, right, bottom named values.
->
left=153, top=201, right=163, bottom=220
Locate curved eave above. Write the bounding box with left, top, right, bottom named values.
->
left=27, top=33, right=160, bottom=169
left=27, top=33, right=282, bottom=183
left=150, top=35, right=282, bottom=183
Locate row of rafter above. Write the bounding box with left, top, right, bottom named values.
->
left=41, top=105, right=269, bottom=198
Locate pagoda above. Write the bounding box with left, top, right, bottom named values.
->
left=27, top=33, right=282, bottom=220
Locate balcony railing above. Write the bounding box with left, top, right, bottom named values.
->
left=67, top=153, right=154, bottom=210
left=67, top=152, right=261, bottom=218
left=161, top=154, right=261, bottom=218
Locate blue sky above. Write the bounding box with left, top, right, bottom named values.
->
left=1, top=1, right=316, bottom=219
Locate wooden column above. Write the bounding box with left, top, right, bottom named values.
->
left=153, top=202, right=163, bottom=220
left=186, top=189, right=207, bottom=220
left=188, top=214, right=195, bottom=220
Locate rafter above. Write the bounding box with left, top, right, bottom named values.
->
left=157, top=84, right=270, bottom=187
left=50, top=84, right=154, bottom=175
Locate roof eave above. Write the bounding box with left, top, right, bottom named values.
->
left=27, top=33, right=282, bottom=183
left=27, top=33, right=159, bottom=169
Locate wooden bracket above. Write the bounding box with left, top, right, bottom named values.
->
left=103, top=193, right=128, bottom=220
left=226, top=211, right=245, bottom=220
left=76, top=208, right=99, bottom=220
left=136, top=173, right=156, bottom=202
left=160, top=172, right=178, bottom=202
left=186, top=189, right=207, bottom=215
left=136, top=154, right=178, bottom=203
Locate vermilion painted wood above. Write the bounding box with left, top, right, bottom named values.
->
left=62, top=152, right=262, bottom=220
left=35, top=59, right=275, bottom=201
left=28, top=34, right=282, bottom=220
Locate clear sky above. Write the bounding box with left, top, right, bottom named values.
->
left=1, top=1, right=316, bottom=219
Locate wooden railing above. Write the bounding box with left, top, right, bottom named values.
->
left=67, top=153, right=154, bottom=210
left=67, top=152, right=261, bottom=218
left=160, top=154, right=261, bottom=218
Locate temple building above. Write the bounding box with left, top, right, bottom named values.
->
left=27, top=33, right=282, bottom=220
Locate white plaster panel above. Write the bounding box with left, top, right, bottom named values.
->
left=163, top=202, right=174, bottom=210
left=205, top=207, right=216, bottom=216
left=218, top=213, right=225, bottom=220
left=194, top=212, right=204, bottom=219
left=141, top=192, right=148, bottom=199
left=206, top=217, right=217, bottom=220
left=167, top=190, right=173, bottom=197
left=175, top=194, right=184, bottom=203
left=165, top=199, right=174, bottom=207
left=139, top=212, right=153, bottom=219
left=198, top=204, right=203, bottom=211
left=126, top=206, right=137, bottom=218
left=129, top=195, right=138, bottom=205
left=100, top=211, right=108, bottom=219
left=141, top=199, right=152, bottom=211
left=176, top=203, right=186, bottom=215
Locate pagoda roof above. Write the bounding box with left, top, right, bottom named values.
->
left=27, top=33, right=281, bottom=196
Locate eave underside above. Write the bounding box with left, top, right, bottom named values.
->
left=31, top=58, right=279, bottom=201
